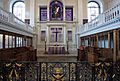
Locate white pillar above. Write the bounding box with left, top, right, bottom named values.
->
left=64, top=26, right=66, bottom=44
left=72, top=24, right=76, bottom=45
left=37, top=24, right=41, bottom=45
left=47, top=26, right=50, bottom=43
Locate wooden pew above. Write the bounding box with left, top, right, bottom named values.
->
left=0, top=47, right=37, bottom=61
left=78, top=46, right=113, bottom=62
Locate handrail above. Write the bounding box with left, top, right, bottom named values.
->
left=0, top=6, right=33, bottom=34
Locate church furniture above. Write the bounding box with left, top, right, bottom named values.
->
left=48, top=45, right=65, bottom=54
left=78, top=46, right=113, bottom=62
left=0, top=47, right=37, bottom=61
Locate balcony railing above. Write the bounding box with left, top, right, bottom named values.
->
left=0, top=61, right=120, bottom=81
left=79, top=3, right=120, bottom=37
left=0, top=7, right=33, bottom=34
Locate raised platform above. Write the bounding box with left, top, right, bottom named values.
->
left=37, top=54, right=77, bottom=62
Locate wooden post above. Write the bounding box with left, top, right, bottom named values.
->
left=113, top=30, right=117, bottom=62
left=108, top=32, right=110, bottom=48
left=96, top=34, right=98, bottom=47
left=117, top=30, right=119, bottom=60
left=104, top=33, right=106, bottom=48
left=100, top=34, right=102, bottom=48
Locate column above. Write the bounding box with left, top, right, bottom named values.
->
left=72, top=24, right=76, bottom=44
left=104, top=33, right=106, bottom=48
left=100, top=34, right=102, bottom=48
left=117, top=30, right=119, bottom=59
left=96, top=34, right=98, bottom=47
left=32, top=35, right=37, bottom=49
left=63, top=26, right=66, bottom=44
left=108, top=32, right=110, bottom=48
left=76, top=34, right=80, bottom=49
left=47, top=1, right=50, bottom=21
left=3, top=34, right=5, bottom=49
left=63, top=2, right=66, bottom=21
left=47, top=26, right=49, bottom=43
left=30, top=0, right=35, bottom=26
left=113, top=30, right=117, bottom=62
left=88, top=37, right=90, bottom=46
left=37, top=24, right=41, bottom=44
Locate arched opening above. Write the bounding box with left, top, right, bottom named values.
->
left=87, top=1, right=100, bottom=22
left=12, top=1, right=25, bottom=21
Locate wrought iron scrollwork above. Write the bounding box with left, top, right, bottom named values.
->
left=94, top=62, right=113, bottom=81
left=77, top=62, right=93, bottom=81
left=113, top=62, right=120, bottom=81
left=0, top=61, right=120, bottom=81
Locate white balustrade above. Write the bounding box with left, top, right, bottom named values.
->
left=79, top=2, right=120, bottom=37
left=0, top=7, right=33, bottom=34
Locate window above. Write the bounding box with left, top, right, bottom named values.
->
left=104, top=34, right=108, bottom=48
left=68, top=31, right=72, bottom=41
left=41, top=31, right=46, bottom=41
left=110, top=32, right=113, bottom=48
left=22, top=38, right=26, bottom=46
left=16, top=37, right=19, bottom=47
left=65, top=7, right=73, bottom=21
left=12, top=1, right=25, bottom=21
left=0, top=34, right=3, bottom=49
left=27, top=38, right=32, bottom=46
left=8, top=36, right=12, bottom=48
left=12, top=36, right=15, bottom=48
left=87, top=1, right=100, bottom=22
left=49, top=0, right=63, bottom=20
left=50, top=28, right=62, bottom=42
left=19, top=37, right=23, bottom=47
left=5, top=35, right=9, bottom=48
left=40, top=7, right=47, bottom=21
left=101, top=36, right=104, bottom=48
left=98, top=35, right=101, bottom=47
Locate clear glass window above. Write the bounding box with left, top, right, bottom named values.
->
left=0, top=34, right=3, bottom=49
left=13, top=1, right=25, bottom=21
left=68, top=31, right=72, bottom=41
left=5, top=35, right=9, bottom=48
left=8, top=36, right=12, bottom=48
left=88, top=1, right=100, bottom=22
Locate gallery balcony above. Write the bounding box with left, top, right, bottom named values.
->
left=0, top=7, right=34, bottom=37
left=77, top=2, right=120, bottom=37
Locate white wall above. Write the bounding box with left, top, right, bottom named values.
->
left=0, top=0, right=3, bottom=8
left=0, top=0, right=9, bottom=11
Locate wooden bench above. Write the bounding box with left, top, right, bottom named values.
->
left=0, top=47, right=37, bottom=61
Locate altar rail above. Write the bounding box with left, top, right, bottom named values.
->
left=78, top=2, right=120, bottom=37
left=0, top=61, right=120, bottom=81
left=0, top=7, right=33, bottom=35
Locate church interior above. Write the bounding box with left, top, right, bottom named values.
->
left=0, top=0, right=120, bottom=80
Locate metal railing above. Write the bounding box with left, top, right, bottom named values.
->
left=0, top=61, right=120, bottom=81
